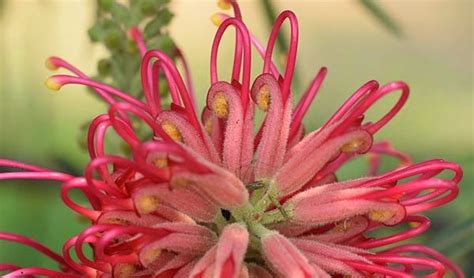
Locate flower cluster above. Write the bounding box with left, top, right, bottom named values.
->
left=0, top=1, right=464, bottom=277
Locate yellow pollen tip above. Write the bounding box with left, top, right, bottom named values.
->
left=45, top=58, right=58, bottom=71
left=161, top=121, right=182, bottom=142
left=217, top=0, right=231, bottom=10
left=341, top=138, right=365, bottom=153
left=136, top=195, right=160, bottom=214
left=334, top=219, right=352, bottom=232
left=204, top=119, right=214, bottom=135
left=172, top=177, right=192, bottom=187
left=44, top=77, right=62, bottom=91
left=115, top=264, right=136, bottom=278
left=142, top=248, right=162, bottom=266
left=210, top=13, right=224, bottom=26
left=368, top=209, right=395, bottom=223
left=256, top=85, right=271, bottom=111
left=212, top=94, right=229, bottom=118
left=152, top=156, right=168, bottom=168
left=104, top=218, right=131, bottom=225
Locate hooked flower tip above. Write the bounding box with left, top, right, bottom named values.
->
left=44, top=77, right=62, bottom=91
left=210, top=13, right=226, bottom=27
left=217, top=0, right=231, bottom=10
left=45, top=57, right=59, bottom=71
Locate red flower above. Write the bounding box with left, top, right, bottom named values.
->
left=0, top=1, right=464, bottom=277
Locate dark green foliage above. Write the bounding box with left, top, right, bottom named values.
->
left=88, top=0, right=177, bottom=98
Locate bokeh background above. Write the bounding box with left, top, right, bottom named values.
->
left=0, top=0, right=472, bottom=275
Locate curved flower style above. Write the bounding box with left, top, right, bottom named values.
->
left=0, top=2, right=465, bottom=278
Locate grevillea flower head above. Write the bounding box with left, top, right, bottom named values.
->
left=0, top=1, right=465, bottom=277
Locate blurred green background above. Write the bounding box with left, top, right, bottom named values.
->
left=0, top=0, right=472, bottom=275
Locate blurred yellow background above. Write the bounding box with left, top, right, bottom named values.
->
left=0, top=0, right=472, bottom=274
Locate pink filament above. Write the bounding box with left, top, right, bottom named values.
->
left=0, top=160, right=49, bottom=172
left=290, top=67, right=328, bottom=137
left=366, top=254, right=446, bottom=277
left=61, top=178, right=101, bottom=220
left=93, top=226, right=170, bottom=264
left=332, top=81, right=409, bottom=137
left=107, top=102, right=172, bottom=144
left=141, top=50, right=200, bottom=131
left=355, top=216, right=430, bottom=249
left=74, top=225, right=112, bottom=273
left=263, top=10, right=299, bottom=102
left=133, top=141, right=211, bottom=175
left=3, top=267, right=79, bottom=278
left=0, top=232, right=68, bottom=268
left=0, top=172, right=72, bottom=182
left=51, top=75, right=148, bottom=111
left=383, top=244, right=464, bottom=278
left=323, top=80, right=379, bottom=128
left=175, top=48, right=196, bottom=107
left=47, top=56, right=116, bottom=105
left=62, top=236, right=96, bottom=275
left=128, top=27, right=147, bottom=57
left=346, top=260, right=413, bottom=277
left=367, top=141, right=412, bottom=175
left=229, top=0, right=243, bottom=83
left=216, top=12, right=280, bottom=77
left=362, top=179, right=458, bottom=214
left=210, top=18, right=251, bottom=109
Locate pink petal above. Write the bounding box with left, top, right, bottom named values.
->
left=157, top=111, right=220, bottom=164
left=276, top=129, right=372, bottom=196
left=214, top=224, right=249, bottom=278
left=206, top=82, right=245, bottom=176
left=132, top=184, right=219, bottom=223
left=261, top=232, right=316, bottom=278
left=251, top=73, right=292, bottom=179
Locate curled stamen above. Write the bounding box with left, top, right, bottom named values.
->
left=0, top=232, right=68, bottom=268
left=175, top=48, right=196, bottom=106
left=382, top=244, right=464, bottom=277
left=3, top=268, right=78, bottom=278
left=367, top=141, right=412, bottom=176
left=0, top=159, right=73, bottom=182
left=329, top=81, right=409, bottom=137
left=108, top=102, right=173, bottom=145
left=355, top=215, right=431, bottom=249
left=290, top=67, right=328, bottom=139
left=263, top=10, right=299, bottom=102
left=128, top=27, right=147, bottom=57
left=45, top=75, right=148, bottom=111
left=45, top=56, right=116, bottom=105
left=141, top=50, right=200, bottom=131
left=210, top=17, right=251, bottom=109
left=61, top=178, right=102, bottom=220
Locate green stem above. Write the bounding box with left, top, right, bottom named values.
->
left=214, top=211, right=228, bottom=234
left=260, top=208, right=288, bottom=225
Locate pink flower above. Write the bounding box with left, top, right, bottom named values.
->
left=0, top=1, right=464, bottom=277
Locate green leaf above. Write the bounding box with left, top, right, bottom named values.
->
left=109, top=2, right=129, bottom=24
left=98, top=0, right=114, bottom=11
left=358, top=0, right=404, bottom=37
left=144, top=10, right=173, bottom=39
